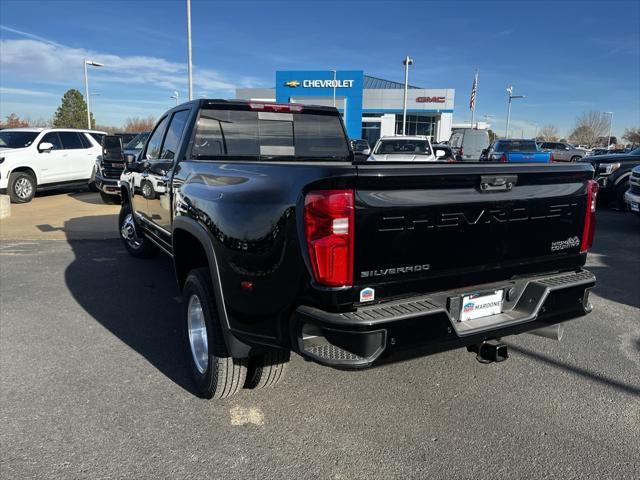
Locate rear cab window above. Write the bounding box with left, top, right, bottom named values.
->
left=495, top=140, right=538, bottom=152
left=190, top=105, right=350, bottom=161
left=373, top=139, right=432, bottom=155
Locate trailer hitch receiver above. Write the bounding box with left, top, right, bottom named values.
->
left=467, top=340, right=508, bottom=364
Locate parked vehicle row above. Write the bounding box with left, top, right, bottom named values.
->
left=537, top=141, right=585, bottom=162
left=582, top=147, right=640, bottom=209
left=93, top=131, right=150, bottom=204
left=102, top=99, right=598, bottom=400
left=0, top=128, right=106, bottom=203
left=480, top=139, right=552, bottom=163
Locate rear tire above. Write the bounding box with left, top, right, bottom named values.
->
left=8, top=171, right=36, bottom=203
left=100, top=190, right=120, bottom=205
left=570, top=156, right=581, bottom=162
left=118, top=203, right=156, bottom=258
left=245, top=349, right=290, bottom=389
left=183, top=267, right=247, bottom=399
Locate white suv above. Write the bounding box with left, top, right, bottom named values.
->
left=368, top=135, right=437, bottom=162
left=0, top=128, right=106, bottom=203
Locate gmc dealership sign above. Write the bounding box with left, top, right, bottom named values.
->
left=416, top=96, right=446, bottom=103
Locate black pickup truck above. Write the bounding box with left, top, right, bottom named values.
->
left=113, top=99, right=598, bottom=399
left=582, top=147, right=640, bottom=209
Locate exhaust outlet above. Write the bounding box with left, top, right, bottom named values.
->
left=527, top=323, right=564, bottom=341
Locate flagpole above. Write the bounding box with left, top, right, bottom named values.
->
left=470, top=70, right=478, bottom=129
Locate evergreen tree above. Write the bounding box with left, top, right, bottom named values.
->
left=52, top=89, right=95, bottom=129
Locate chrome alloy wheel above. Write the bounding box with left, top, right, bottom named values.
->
left=187, top=294, right=209, bottom=374
left=120, top=213, right=142, bottom=249
left=14, top=177, right=33, bottom=199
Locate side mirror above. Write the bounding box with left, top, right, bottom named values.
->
left=125, top=153, right=137, bottom=169
left=102, top=135, right=124, bottom=161
left=38, top=142, right=54, bottom=153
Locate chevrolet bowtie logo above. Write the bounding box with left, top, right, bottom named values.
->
left=284, top=80, right=300, bottom=88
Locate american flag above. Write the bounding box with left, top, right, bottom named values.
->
left=469, top=71, right=478, bottom=111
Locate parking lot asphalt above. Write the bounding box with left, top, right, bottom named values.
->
left=1, top=193, right=639, bottom=479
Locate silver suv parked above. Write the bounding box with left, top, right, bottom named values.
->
left=537, top=141, right=586, bottom=162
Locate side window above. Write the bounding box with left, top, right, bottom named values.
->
left=39, top=132, right=62, bottom=150
left=160, top=110, right=189, bottom=161
left=58, top=132, right=85, bottom=149
left=145, top=117, right=169, bottom=160
left=79, top=133, right=93, bottom=148
left=89, top=133, right=105, bottom=144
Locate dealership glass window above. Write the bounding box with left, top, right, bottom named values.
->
left=395, top=114, right=436, bottom=139
left=361, top=122, right=381, bottom=146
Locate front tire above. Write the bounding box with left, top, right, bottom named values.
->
left=118, top=203, right=156, bottom=258
left=570, top=156, right=582, bottom=162
left=183, top=267, right=247, bottom=399
left=613, top=182, right=629, bottom=211
left=8, top=171, right=36, bottom=203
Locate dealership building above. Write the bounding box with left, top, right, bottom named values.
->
left=236, top=70, right=455, bottom=145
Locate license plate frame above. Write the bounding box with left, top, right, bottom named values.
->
left=459, top=289, right=504, bottom=322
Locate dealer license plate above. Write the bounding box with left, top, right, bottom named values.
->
left=631, top=202, right=639, bottom=212
left=460, top=290, right=504, bottom=322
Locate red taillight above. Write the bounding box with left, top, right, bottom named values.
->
left=459, top=147, right=464, bottom=158
left=550, top=154, right=555, bottom=162
left=249, top=102, right=304, bottom=113
left=304, top=189, right=354, bottom=287
left=500, top=153, right=507, bottom=162
left=580, top=180, right=598, bottom=253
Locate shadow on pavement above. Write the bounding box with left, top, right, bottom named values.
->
left=68, top=192, right=110, bottom=205
left=588, top=210, right=640, bottom=309
left=63, top=215, right=197, bottom=395
left=508, top=344, right=640, bottom=396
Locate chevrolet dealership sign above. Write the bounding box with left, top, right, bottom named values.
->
left=284, top=79, right=355, bottom=88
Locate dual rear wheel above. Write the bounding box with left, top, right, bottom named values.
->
left=118, top=204, right=289, bottom=398
left=183, top=267, right=289, bottom=399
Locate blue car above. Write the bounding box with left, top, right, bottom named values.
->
left=481, top=139, right=552, bottom=163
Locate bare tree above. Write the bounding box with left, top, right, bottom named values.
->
left=537, top=125, right=559, bottom=142
left=123, top=116, right=156, bottom=132
left=1, top=113, right=30, bottom=128
left=569, top=111, right=610, bottom=147
left=622, top=128, right=640, bottom=148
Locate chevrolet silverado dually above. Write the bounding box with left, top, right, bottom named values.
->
left=112, top=99, right=598, bottom=399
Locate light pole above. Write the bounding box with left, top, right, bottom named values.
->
left=402, top=56, right=413, bottom=135
left=605, top=111, right=613, bottom=147
left=83, top=59, right=103, bottom=129
left=186, top=0, right=193, bottom=101
left=530, top=122, right=538, bottom=139
left=331, top=69, right=337, bottom=108
left=170, top=91, right=180, bottom=106
left=505, top=85, right=524, bottom=138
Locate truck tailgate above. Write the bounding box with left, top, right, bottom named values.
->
left=506, top=152, right=551, bottom=163
left=353, top=163, right=594, bottom=297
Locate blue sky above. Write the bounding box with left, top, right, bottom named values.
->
left=1, top=0, right=638, bottom=138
